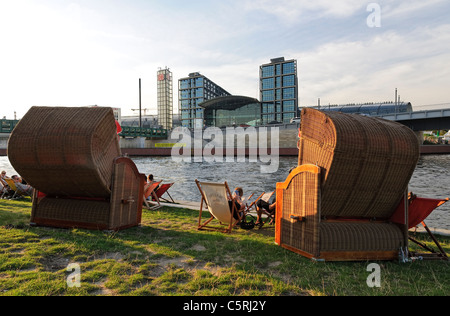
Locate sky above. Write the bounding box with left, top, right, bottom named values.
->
left=1, top=0, right=450, bottom=119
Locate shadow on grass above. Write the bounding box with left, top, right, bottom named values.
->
left=1, top=203, right=450, bottom=296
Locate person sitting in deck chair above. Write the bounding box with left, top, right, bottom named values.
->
left=144, top=174, right=160, bottom=200
left=229, top=187, right=245, bottom=220
left=255, top=194, right=276, bottom=226
left=11, top=175, right=34, bottom=196
left=255, top=167, right=295, bottom=226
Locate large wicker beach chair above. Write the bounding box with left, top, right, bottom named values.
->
left=8, top=106, right=145, bottom=231
left=275, top=108, right=420, bottom=261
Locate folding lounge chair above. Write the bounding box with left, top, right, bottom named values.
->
left=195, top=180, right=243, bottom=234
left=143, top=180, right=162, bottom=210
left=7, top=106, right=145, bottom=231
left=0, top=178, right=11, bottom=199
left=256, top=191, right=275, bottom=227
left=390, top=194, right=449, bottom=261
left=153, top=183, right=175, bottom=203
left=4, top=178, right=32, bottom=199
left=276, top=108, right=421, bottom=261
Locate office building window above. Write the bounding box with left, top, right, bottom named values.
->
left=262, top=78, right=274, bottom=90
left=283, top=100, right=295, bottom=112
left=283, top=87, right=295, bottom=99
left=283, top=75, right=295, bottom=87
left=261, top=65, right=274, bottom=78
left=283, top=113, right=295, bottom=123
left=283, top=62, right=296, bottom=74
left=262, top=90, right=274, bottom=102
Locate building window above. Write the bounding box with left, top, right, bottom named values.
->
left=195, top=77, right=203, bottom=87
left=276, top=77, right=281, bottom=88
left=262, top=90, right=274, bottom=102
left=262, top=78, right=274, bottom=90
left=180, top=80, right=190, bottom=89
left=181, top=110, right=190, bottom=120
left=283, top=75, right=295, bottom=87
left=275, top=89, right=281, bottom=101
left=261, top=65, right=274, bottom=78
left=283, top=100, right=295, bottom=112
left=180, top=90, right=190, bottom=99
left=283, top=87, right=295, bottom=99
left=283, top=113, right=295, bottom=123
left=282, top=62, right=296, bottom=74
left=275, top=64, right=281, bottom=76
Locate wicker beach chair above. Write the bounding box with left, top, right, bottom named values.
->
left=195, top=180, right=243, bottom=234
left=275, top=108, right=420, bottom=261
left=7, top=106, right=145, bottom=231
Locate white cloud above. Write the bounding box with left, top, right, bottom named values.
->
left=382, top=0, right=448, bottom=19
left=291, top=23, right=450, bottom=107
left=241, top=0, right=366, bottom=24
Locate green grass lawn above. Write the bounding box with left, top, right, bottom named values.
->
left=0, top=198, right=449, bottom=296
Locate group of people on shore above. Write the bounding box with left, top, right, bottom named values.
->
left=1, top=170, right=34, bottom=199
left=228, top=167, right=296, bottom=228
left=230, top=186, right=276, bottom=227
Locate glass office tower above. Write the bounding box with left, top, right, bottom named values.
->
left=179, top=72, right=231, bottom=129
left=157, top=67, right=173, bottom=130
left=260, top=57, right=299, bottom=124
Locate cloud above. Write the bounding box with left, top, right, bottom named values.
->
left=291, top=23, right=450, bottom=107
left=382, top=0, right=448, bottom=19
left=241, top=0, right=366, bottom=24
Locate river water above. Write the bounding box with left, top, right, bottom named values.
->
left=1, top=155, right=449, bottom=233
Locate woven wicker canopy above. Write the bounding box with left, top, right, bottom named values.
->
left=8, top=106, right=121, bottom=198
left=298, top=108, right=420, bottom=219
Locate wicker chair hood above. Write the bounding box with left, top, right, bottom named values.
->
left=298, top=108, right=420, bottom=218
left=8, top=106, right=121, bottom=198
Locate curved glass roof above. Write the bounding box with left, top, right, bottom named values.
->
left=199, top=96, right=260, bottom=110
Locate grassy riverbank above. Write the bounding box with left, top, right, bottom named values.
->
left=1, top=198, right=449, bottom=296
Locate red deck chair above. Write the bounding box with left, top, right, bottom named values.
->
left=390, top=194, right=449, bottom=260
left=152, top=183, right=175, bottom=203
left=143, top=181, right=162, bottom=210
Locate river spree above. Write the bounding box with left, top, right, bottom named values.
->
left=1, top=155, right=449, bottom=233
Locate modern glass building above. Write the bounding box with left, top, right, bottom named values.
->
left=200, top=96, right=261, bottom=128
left=157, top=67, right=173, bottom=130
left=179, top=72, right=231, bottom=129
left=260, top=57, right=299, bottom=124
